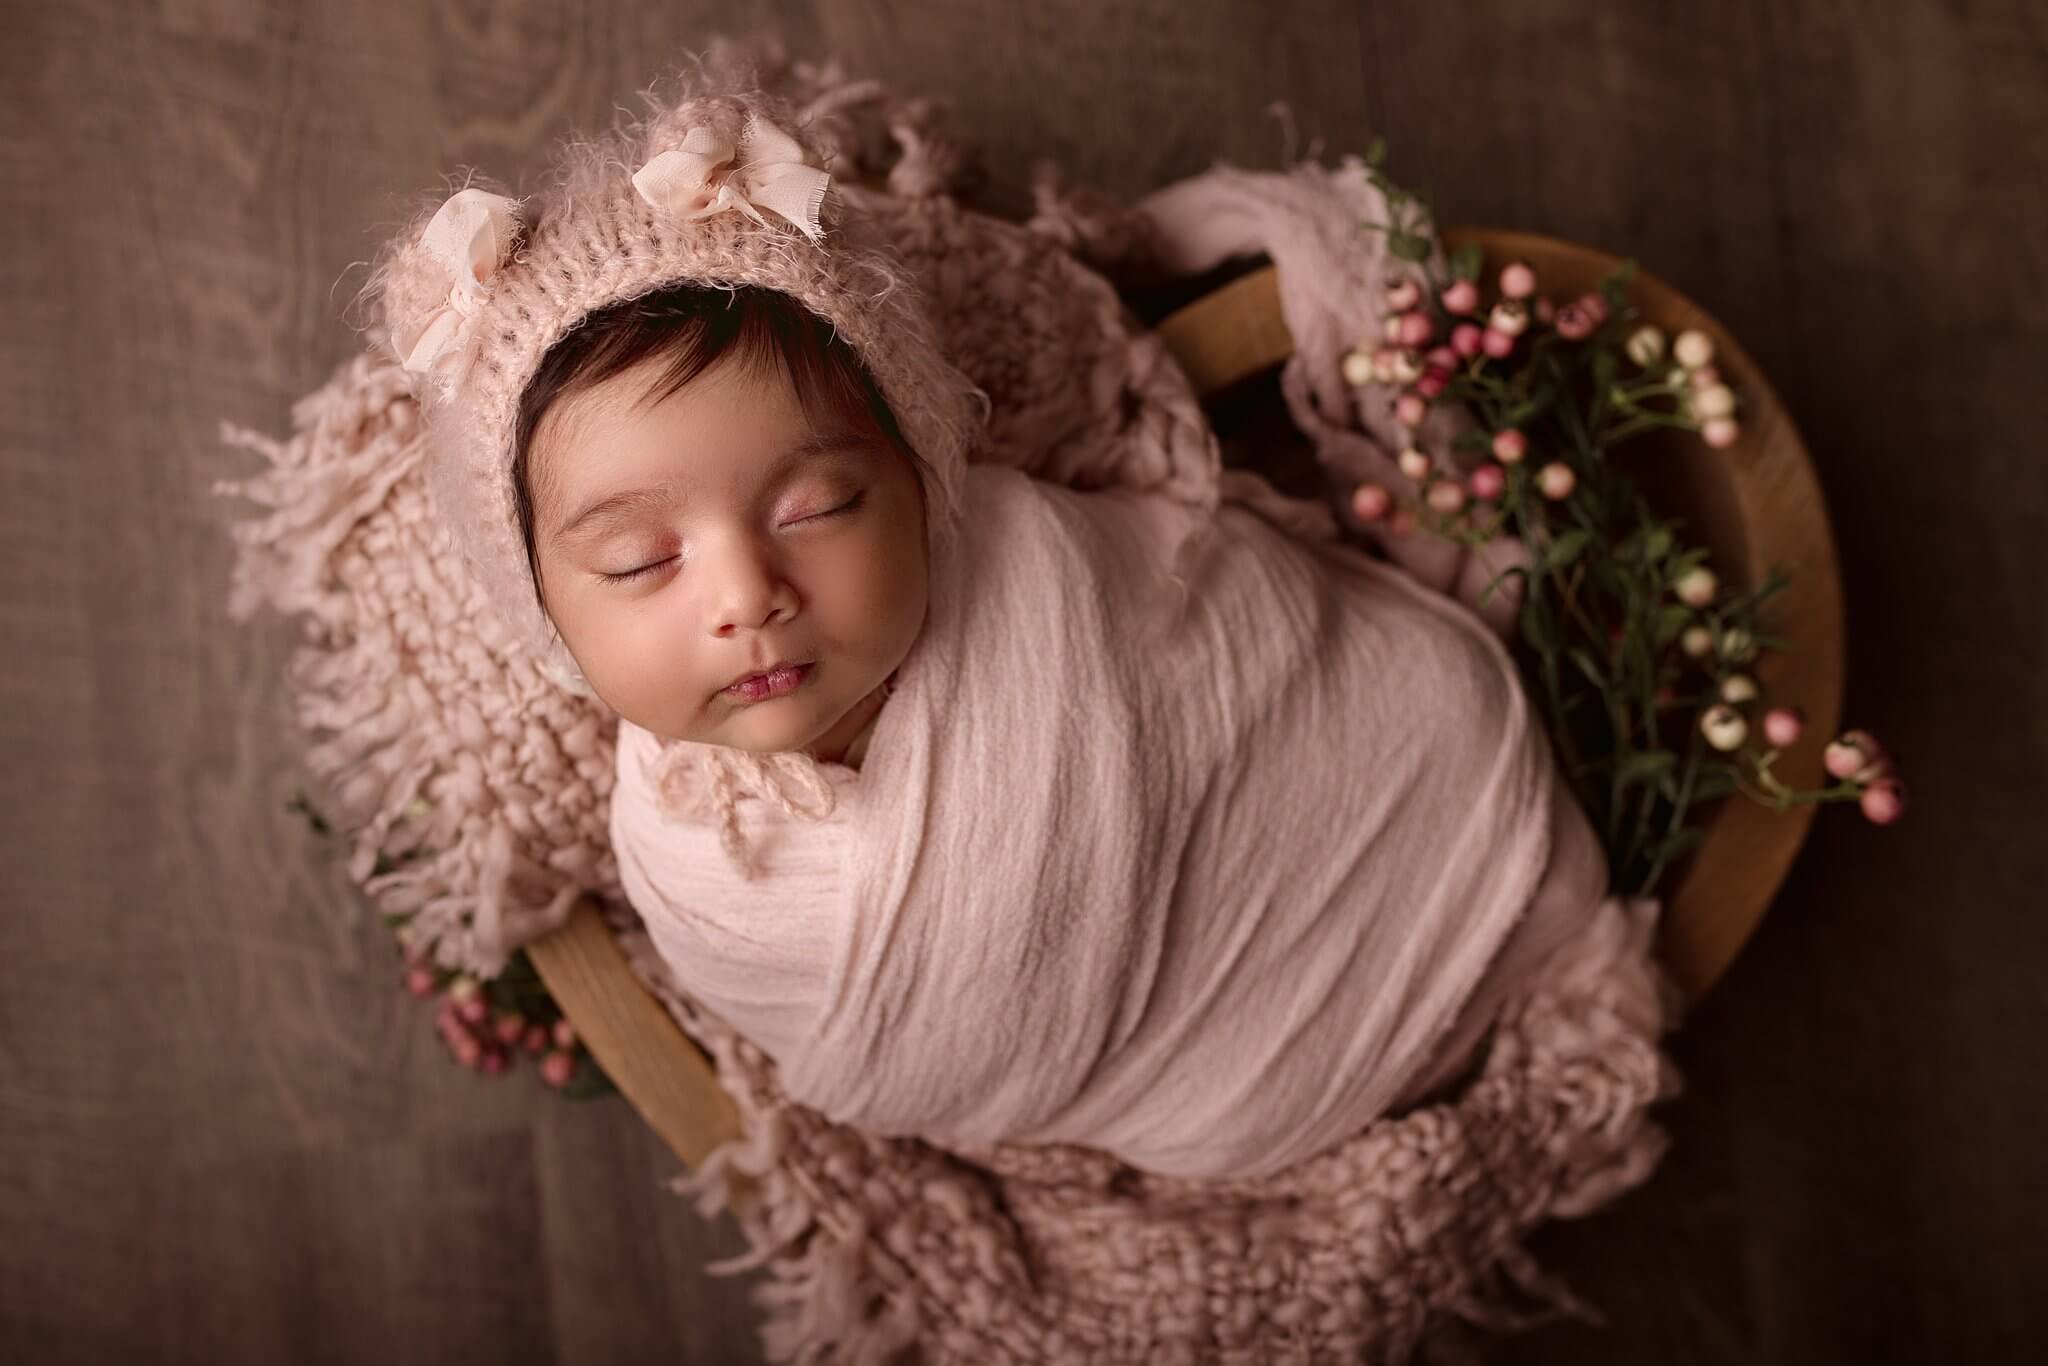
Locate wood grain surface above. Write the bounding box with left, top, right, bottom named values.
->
left=3, top=2, right=2041, bottom=1363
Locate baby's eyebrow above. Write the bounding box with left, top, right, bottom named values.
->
left=551, top=432, right=872, bottom=546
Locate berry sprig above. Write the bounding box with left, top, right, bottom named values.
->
left=1336, top=142, right=1904, bottom=896
left=287, top=790, right=617, bottom=1096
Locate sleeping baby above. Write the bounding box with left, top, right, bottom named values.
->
left=377, top=83, right=1625, bottom=1182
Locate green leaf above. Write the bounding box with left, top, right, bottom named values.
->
left=1654, top=604, right=1693, bottom=647
left=1500, top=388, right=1557, bottom=429
left=1449, top=241, right=1484, bottom=282
left=1688, top=765, right=1740, bottom=803
left=1644, top=527, right=1674, bottom=562
left=1649, top=825, right=1704, bottom=864
left=1546, top=528, right=1591, bottom=570
left=1566, top=647, right=1607, bottom=691
left=1477, top=564, right=1527, bottom=607
left=1365, top=136, right=1388, bottom=167
left=1599, top=259, right=1640, bottom=313
left=1616, top=750, right=1676, bottom=788
left=1519, top=594, right=1558, bottom=654
left=1664, top=547, right=1710, bottom=585
left=1588, top=347, right=1619, bottom=432
left=560, top=1055, right=619, bottom=1101
left=1388, top=230, right=1432, bottom=262
left=286, top=790, right=332, bottom=839
left=1453, top=430, right=1494, bottom=453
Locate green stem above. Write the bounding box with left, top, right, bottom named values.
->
left=1598, top=408, right=1699, bottom=446
left=1636, top=726, right=1707, bottom=896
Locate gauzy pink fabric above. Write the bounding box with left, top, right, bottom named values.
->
left=610, top=455, right=1617, bottom=1181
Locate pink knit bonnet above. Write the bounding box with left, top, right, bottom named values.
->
left=362, top=50, right=987, bottom=681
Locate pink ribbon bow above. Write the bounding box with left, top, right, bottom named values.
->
left=631, top=114, right=831, bottom=242
left=393, top=187, right=524, bottom=379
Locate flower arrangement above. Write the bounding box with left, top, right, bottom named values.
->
left=1340, top=138, right=1905, bottom=897
left=285, top=791, right=616, bottom=1094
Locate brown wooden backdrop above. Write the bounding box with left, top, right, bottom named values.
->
left=4, top=2, right=2042, bottom=1362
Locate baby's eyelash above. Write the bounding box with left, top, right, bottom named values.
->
left=597, top=493, right=867, bottom=585
left=600, top=559, right=673, bottom=584
left=807, top=490, right=866, bottom=521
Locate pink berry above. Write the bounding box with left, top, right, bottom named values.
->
left=551, top=1019, right=578, bottom=1050
left=446, top=976, right=480, bottom=1005
left=1553, top=302, right=1596, bottom=341
left=1823, top=730, right=1885, bottom=781
left=1499, top=261, right=1536, bottom=299
left=457, top=996, right=489, bottom=1025
left=1450, top=323, right=1485, bottom=358
left=1441, top=278, right=1481, bottom=315
left=540, top=1050, right=578, bottom=1088
left=1690, top=364, right=1723, bottom=389
left=480, top=1047, right=509, bottom=1075
left=1859, top=778, right=1906, bottom=825
left=450, top=1032, right=482, bottom=1069
left=1533, top=295, right=1556, bottom=325
left=1481, top=327, right=1516, bottom=359
left=1395, top=393, right=1428, bottom=427
left=521, top=1024, right=550, bottom=1055
left=1537, top=462, right=1577, bottom=500
left=1702, top=417, right=1740, bottom=449
left=1426, top=480, right=1467, bottom=514
left=1655, top=685, right=1678, bottom=706
left=1396, top=311, right=1434, bottom=347
left=1385, top=277, right=1422, bottom=312
left=1388, top=507, right=1418, bottom=538
left=1578, top=291, right=1610, bottom=324
left=1468, top=463, right=1507, bottom=501
left=494, top=1011, right=526, bottom=1044
left=1416, top=367, right=1451, bottom=398
left=1492, top=429, right=1528, bottom=464
left=404, top=967, right=437, bottom=998
left=1426, top=344, right=1460, bottom=371
left=1351, top=482, right=1393, bottom=522
left=1762, top=707, right=1805, bottom=749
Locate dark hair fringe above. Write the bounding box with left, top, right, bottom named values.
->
left=510, top=281, right=932, bottom=610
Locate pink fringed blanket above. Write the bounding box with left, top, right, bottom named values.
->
left=216, top=35, right=1682, bottom=1363
left=612, top=460, right=1618, bottom=1181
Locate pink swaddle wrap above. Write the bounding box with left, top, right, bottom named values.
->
left=611, top=459, right=1616, bottom=1180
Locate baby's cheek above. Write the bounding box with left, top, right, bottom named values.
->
left=584, top=607, right=702, bottom=737
left=800, top=542, right=886, bottom=658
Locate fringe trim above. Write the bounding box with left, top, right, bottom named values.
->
left=215, top=350, right=618, bottom=979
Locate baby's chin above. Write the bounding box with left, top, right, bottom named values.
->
left=626, top=689, right=846, bottom=755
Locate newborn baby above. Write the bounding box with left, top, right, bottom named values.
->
left=516, top=279, right=1609, bottom=1181
left=338, top=58, right=1625, bottom=1185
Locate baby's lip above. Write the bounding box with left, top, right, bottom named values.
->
left=723, top=658, right=812, bottom=691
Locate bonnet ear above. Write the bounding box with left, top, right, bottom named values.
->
left=378, top=185, right=527, bottom=391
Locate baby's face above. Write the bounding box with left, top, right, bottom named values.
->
left=528, top=352, right=929, bottom=755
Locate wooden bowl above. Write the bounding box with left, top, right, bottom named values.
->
left=530, top=227, right=1844, bottom=1167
